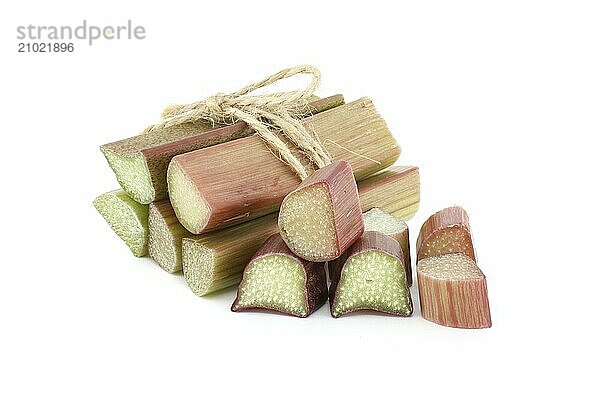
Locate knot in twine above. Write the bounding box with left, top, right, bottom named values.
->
left=146, top=65, right=332, bottom=180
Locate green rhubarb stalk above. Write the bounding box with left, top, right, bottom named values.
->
left=93, top=190, right=149, bottom=257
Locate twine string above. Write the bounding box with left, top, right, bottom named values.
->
left=145, top=65, right=332, bottom=179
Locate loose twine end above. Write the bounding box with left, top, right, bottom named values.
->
left=144, top=65, right=332, bottom=179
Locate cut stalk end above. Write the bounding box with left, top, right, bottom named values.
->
left=148, top=200, right=190, bottom=273
left=279, top=183, right=338, bottom=260
left=332, top=252, right=411, bottom=317
left=231, top=234, right=327, bottom=317
left=167, top=161, right=210, bottom=234
left=182, top=239, right=216, bottom=296
left=417, top=253, right=491, bottom=328
left=93, top=190, right=149, bottom=257
left=417, top=206, right=475, bottom=262
left=232, top=254, right=309, bottom=317
left=329, top=231, right=412, bottom=318
left=182, top=213, right=280, bottom=296
left=279, top=160, right=364, bottom=262
left=100, top=147, right=155, bottom=204
left=363, top=208, right=412, bottom=286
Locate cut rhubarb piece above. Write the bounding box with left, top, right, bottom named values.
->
left=231, top=234, right=327, bottom=317
left=278, top=160, right=364, bottom=262
left=329, top=231, right=412, bottom=318
left=148, top=200, right=192, bottom=273
left=93, top=190, right=149, bottom=257
left=362, top=208, right=412, bottom=286
left=417, top=253, right=491, bottom=328
left=417, top=206, right=475, bottom=262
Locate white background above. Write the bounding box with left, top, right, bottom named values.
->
left=1, top=1, right=598, bottom=398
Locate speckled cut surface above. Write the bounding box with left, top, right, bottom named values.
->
left=148, top=206, right=178, bottom=273
left=167, top=162, right=210, bottom=233
left=101, top=149, right=155, bottom=204
left=279, top=183, right=337, bottom=261
left=332, top=251, right=412, bottom=317
left=235, top=255, right=307, bottom=317
left=182, top=239, right=215, bottom=296
left=418, top=253, right=482, bottom=280
left=93, top=190, right=149, bottom=257
left=419, top=227, right=473, bottom=260
left=363, top=208, right=407, bottom=235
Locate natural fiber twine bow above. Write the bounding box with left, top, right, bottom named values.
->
left=145, top=65, right=332, bottom=180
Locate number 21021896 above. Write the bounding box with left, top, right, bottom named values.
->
left=18, top=42, right=74, bottom=53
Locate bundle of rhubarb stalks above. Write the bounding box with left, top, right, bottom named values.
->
left=95, top=76, right=491, bottom=328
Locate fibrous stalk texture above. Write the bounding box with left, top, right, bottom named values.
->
left=93, top=190, right=149, bottom=257
left=417, top=253, right=491, bottom=328
left=148, top=200, right=191, bottom=273
left=357, top=166, right=420, bottom=220
left=101, top=95, right=344, bottom=204
left=362, top=208, right=412, bottom=285
left=231, top=234, right=327, bottom=317
left=182, top=166, right=420, bottom=296
left=168, top=98, right=400, bottom=234
left=182, top=214, right=280, bottom=296
left=329, top=231, right=412, bottom=318
left=279, top=160, right=364, bottom=262
left=416, top=206, right=475, bottom=262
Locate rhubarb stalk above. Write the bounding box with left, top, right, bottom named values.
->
left=231, top=234, right=327, bottom=317
left=416, top=205, right=475, bottom=262
left=101, top=95, right=344, bottom=204
left=182, top=166, right=420, bottom=296
left=93, top=190, right=149, bottom=257
left=148, top=200, right=191, bottom=272
left=167, top=98, right=400, bottom=234
left=278, top=160, right=364, bottom=262
left=362, top=208, right=412, bottom=286
left=417, top=253, right=491, bottom=328
left=328, top=231, right=412, bottom=318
